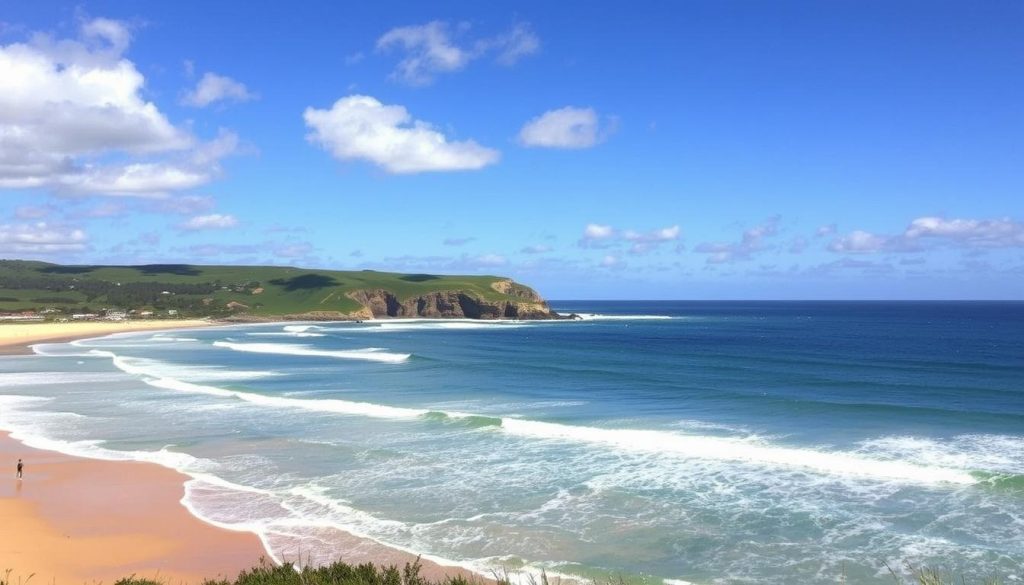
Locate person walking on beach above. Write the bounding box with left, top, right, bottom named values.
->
left=16, top=458, right=22, bottom=479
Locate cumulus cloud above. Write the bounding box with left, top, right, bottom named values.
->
left=0, top=18, right=236, bottom=196
left=179, top=213, right=238, bottom=231
left=518, top=107, right=612, bottom=149
left=695, top=216, right=780, bottom=264
left=828, top=216, right=1024, bottom=254
left=303, top=95, right=499, bottom=174
left=181, top=72, right=256, bottom=107
left=376, top=21, right=539, bottom=85
left=0, top=222, right=88, bottom=254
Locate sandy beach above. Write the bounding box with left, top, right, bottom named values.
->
left=0, top=431, right=267, bottom=584
left=0, top=430, right=489, bottom=584
left=0, top=322, right=489, bottom=585
left=0, top=320, right=214, bottom=355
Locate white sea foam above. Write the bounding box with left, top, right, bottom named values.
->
left=0, top=395, right=202, bottom=470
left=499, top=418, right=976, bottom=485
left=84, top=351, right=985, bottom=486
left=570, top=313, right=673, bottom=321
left=0, top=371, right=125, bottom=387
left=247, top=332, right=327, bottom=338
left=283, top=325, right=323, bottom=333
left=101, top=354, right=426, bottom=419
left=212, top=341, right=411, bottom=363
left=96, top=355, right=282, bottom=382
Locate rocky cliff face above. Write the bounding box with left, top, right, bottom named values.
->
left=346, top=280, right=560, bottom=320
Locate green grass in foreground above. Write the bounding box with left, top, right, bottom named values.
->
left=0, top=559, right=1006, bottom=585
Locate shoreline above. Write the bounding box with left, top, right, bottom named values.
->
left=0, top=322, right=493, bottom=584
left=0, top=431, right=267, bottom=584
left=0, top=319, right=217, bottom=355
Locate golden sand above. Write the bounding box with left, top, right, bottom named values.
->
left=0, top=320, right=214, bottom=355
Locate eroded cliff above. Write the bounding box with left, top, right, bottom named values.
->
left=345, top=279, right=560, bottom=320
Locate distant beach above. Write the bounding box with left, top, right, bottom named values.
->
left=0, top=319, right=215, bottom=355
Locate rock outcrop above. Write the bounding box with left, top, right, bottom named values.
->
left=346, top=280, right=560, bottom=320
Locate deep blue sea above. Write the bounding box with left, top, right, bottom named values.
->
left=1, top=301, right=1022, bottom=584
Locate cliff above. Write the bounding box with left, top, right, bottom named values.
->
left=345, top=279, right=560, bottom=320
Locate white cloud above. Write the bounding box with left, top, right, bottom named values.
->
left=0, top=18, right=235, bottom=196
left=624, top=225, right=681, bottom=254
left=815, top=223, right=837, bottom=237
left=484, top=22, right=540, bottom=66
left=581, top=223, right=680, bottom=254
left=829, top=216, right=1024, bottom=255
left=60, top=162, right=212, bottom=196
left=303, top=95, right=499, bottom=174
left=519, top=107, right=610, bottom=149
left=376, top=21, right=539, bottom=85
left=377, top=21, right=469, bottom=85
left=600, top=254, right=622, bottom=268
left=695, top=216, right=780, bottom=264
left=904, top=216, right=1024, bottom=247
left=583, top=223, right=615, bottom=240
left=181, top=72, right=256, bottom=107
left=179, top=213, right=238, bottom=231
left=0, top=222, right=88, bottom=254
left=624, top=225, right=680, bottom=243
left=827, top=230, right=890, bottom=253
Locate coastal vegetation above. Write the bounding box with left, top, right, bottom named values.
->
left=0, top=560, right=1005, bottom=585
left=0, top=260, right=556, bottom=320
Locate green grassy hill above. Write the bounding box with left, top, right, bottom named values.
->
left=0, top=260, right=556, bottom=320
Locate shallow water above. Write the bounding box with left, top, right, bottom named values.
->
left=1, top=301, right=1022, bottom=584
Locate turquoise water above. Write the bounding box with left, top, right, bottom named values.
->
left=1, top=301, right=1022, bottom=584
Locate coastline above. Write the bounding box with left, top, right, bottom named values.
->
left=0, top=431, right=266, bottom=583
left=0, top=319, right=216, bottom=355
left=0, top=322, right=493, bottom=584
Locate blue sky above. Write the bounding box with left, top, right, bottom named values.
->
left=0, top=1, right=1021, bottom=299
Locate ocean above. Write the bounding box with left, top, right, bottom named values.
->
left=1, top=301, right=1022, bottom=584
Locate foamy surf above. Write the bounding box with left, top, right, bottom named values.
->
left=99, top=354, right=426, bottom=419
left=569, top=313, right=674, bottom=321
left=74, top=354, right=986, bottom=486
left=498, top=419, right=977, bottom=485
left=212, top=341, right=411, bottom=363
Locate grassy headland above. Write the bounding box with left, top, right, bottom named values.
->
left=0, top=260, right=558, bottom=321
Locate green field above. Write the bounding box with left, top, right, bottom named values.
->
left=0, top=260, right=545, bottom=319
